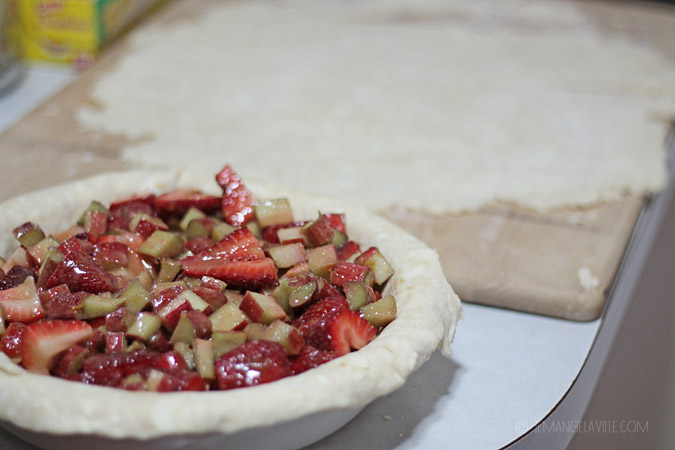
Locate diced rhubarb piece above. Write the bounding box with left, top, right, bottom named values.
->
left=121, top=373, right=147, bottom=391
left=36, top=247, right=63, bottom=289
left=360, top=295, right=397, bottom=328
left=276, top=225, right=309, bottom=245
left=355, top=247, right=395, bottom=285
left=239, top=291, right=286, bottom=325
left=151, top=282, right=186, bottom=310
left=46, top=291, right=87, bottom=320
left=211, top=222, right=237, bottom=242
left=178, top=289, right=212, bottom=314
left=0, top=305, right=4, bottom=335
left=173, top=342, right=195, bottom=370
left=288, top=281, right=317, bottom=311
left=83, top=210, right=109, bottom=240
left=129, top=213, right=169, bottom=239
left=215, top=340, right=291, bottom=390
left=323, top=213, right=347, bottom=233
left=0, top=277, right=44, bottom=323
left=97, top=232, right=144, bottom=253
left=27, top=236, right=60, bottom=267
left=212, top=331, right=247, bottom=358
left=244, top=323, right=267, bottom=341
left=273, top=278, right=295, bottom=315
left=155, top=189, right=221, bottom=217
left=262, top=320, right=305, bottom=355
left=193, top=227, right=265, bottom=262
left=254, top=198, right=294, bottom=228
left=105, top=307, right=136, bottom=332
left=307, top=244, right=338, bottom=279
left=290, top=344, right=337, bottom=375
left=92, top=241, right=130, bottom=270
left=342, top=281, right=377, bottom=311
left=127, top=313, right=163, bottom=342
left=216, top=165, right=255, bottom=227
left=186, top=309, right=212, bottom=338
left=1, top=247, right=31, bottom=274
left=77, top=200, right=110, bottom=225
left=52, top=344, right=88, bottom=377
left=51, top=225, right=85, bottom=243
left=120, top=279, right=152, bottom=315
left=106, top=331, right=126, bottom=352
left=193, top=338, right=216, bottom=379
left=0, top=265, right=36, bottom=290
left=0, top=322, right=27, bottom=361
left=158, top=258, right=181, bottom=283
left=21, top=320, right=94, bottom=374
left=314, top=276, right=342, bottom=301
left=46, top=248, right=115, bottom=294
left=304, top=215, right=335, bottom=247
left=337, top=241, right=361, bottom=261
left=268, top=242, right=307, bottom=269
left=157, top=296, right=192, bottom=330
left=329, top=262, right=374, bottom=288
left=200, top=275, right=227, bottom=292
left=293, top=296, right=377, bottom=355
left=13, top=222, right=46, bottom=249
left=137, top=230, right=184, bottom=259
left=209, top=302, right=248, bottom=332
left=169, top=313, right=196, bottom=345
left=185, top=218, right=216, bottom=241
left=81, top=294, right=126, bottom=319
left=284, top=262, right=311, bottom=279
left=182, top=258, right=278, bottom=291
left=179, top=206, right=207, bottom=231
left=224, top=289, right=245, bottom=307
left=191, top=285, right=227, bottom=310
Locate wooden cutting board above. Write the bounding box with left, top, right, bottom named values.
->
left=1, top=0, right=672, bottom=321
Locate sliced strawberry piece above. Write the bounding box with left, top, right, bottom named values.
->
left=83, top=210, right=108, bottom=241
left=328, top=309, right=377, bottom=356
left=106, top=331, right=126, bottom=353
left=52, top=344, right=89, bottom=377
left=46, top=291, right=87, bottom=320
left=155, top=189, right=221, bottom=216
left=97, top=233, right=144, bottom=253
left=216, top=165, right=255, bottom=227
left=0, top=265, right=36, bottom=290
left=323, top=213, right=347, bottom=233
left=46, top=248, right=115, bottom=294
left=337, top=241, right=361, bottom=261
left=181, top=258, right=278, bottom=291
left=58, top=235, right=94, bottom=257
left=329, top=262, right=374, bottom=287
left=290, top=344, right=337, bottom=375
left=80, top=351, right=159, bottom=386
left=21, top=320, right=94, bottom=374
left=132, top=215, right=169, bottom=239
left=154, top=350, right=189, bottom=371
left=0, top=322, right=27, bottom=360
left=0, top=277, right=44, bottom=323
left=191, top=285, right=227, bottom=310
left=184, top=236, right=215, bottom=255
left=186, top=309, right=213, bottom=339
left=151, top=284, right=185, bottom=310
left=92, top=241, right=130, bottom=270
left=215, top=340, right=291, bottom=390
left=108, top=194, right=156, bottom=231
left=194, top=228, right=265, bottom=262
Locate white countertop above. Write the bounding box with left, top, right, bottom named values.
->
left=1, top=64, right=667, bottom=450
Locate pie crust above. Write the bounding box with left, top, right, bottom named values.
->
left=0, top=170, right=461, bottom=439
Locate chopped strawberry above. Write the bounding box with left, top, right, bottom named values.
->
left=106, top=331, right=126, bottom=353
left=181, top=258, right=278, bottom=291
left=337, top=241, right=361, bottom=261
left=323, top=213, right=346, bottom=233
left=191, top=285, right=227, bottom=310
left=293, top=296, right=375, bottom=355
left=132, top=215, right=169, bottom=239
left=83, top=210, right=108, bottom=241
left=215, top=340, right=291, bottom=390
left=0, top=277, right=44, bottom=323
left=58, top=235, right=94, bottom=257
left=184, top=236, right=215, bottom=255
left=155, top=189, right=221, bottom=217
left=92, top=241, right=130, bottom=270
left=216, top=165, right=255, bottom=227
left=52, top=344, right=89, bottom=377
left=108, top=194, right=156, bottom=231
left=21, top=320, right=94, bottom=374
left=46, top=291, right=87, bottom=320
left=46, top=248, right=115, bottom=294
left=97, top=233, right=144, bottom=252
left=313, top=277, right=342, bottom=301
left=194, top=227, right=265, bottom=262
left=290, top=344, right=337, bottom=375
left=0, top=322, right=27, bottom=360
left=105, top=307, right=136, bottom=332
left=153, top=367, right=208, bottom=392
left=80, top=351, right=159, bottom=386
left=329, top=262, right=374, bottom=287
left=154, top=350, right=189, bottom=371
left=0, top=265, right=36, bottom=290
left=151, top=284, right=185, bottom=310
left=186, top=309, right=213, bottom=339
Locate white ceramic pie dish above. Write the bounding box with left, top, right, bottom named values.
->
left=0, top=170, right=462, bottom=449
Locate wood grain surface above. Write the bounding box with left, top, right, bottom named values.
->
left=1, top=0, right=673, bottom=321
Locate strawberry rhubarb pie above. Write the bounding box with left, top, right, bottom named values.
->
left=0, top=165, right=460, bottom=442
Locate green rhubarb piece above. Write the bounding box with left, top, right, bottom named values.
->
left=211, top=222, right=237, bottom=241
left=127, top=312, right=162, bottom=341
left=125, top=340, right=146, bottom=353
left=137, top=230, right=184, bottom=258
left=273, top=278, right=294, bottom=316
left=244, top=323, right=267, bottom=341
left=330, top=229, right=348, bottom=248
left=193, top=338, right=215, bottom=379
left=28, top=236, right=59, bottom=265
left=210, top=302, right=248, bottom=332
left=262, top=320, right=304, bottom=355
left=212, top=331, right=247, bottom=358
left=179, top=207, right=206, bottom=231
left=81, top=294, right=126, bottom=319
left=254, top=198, right=294, bottom=228
left=120, top=279, right=152, bottom=315
left=129, top=213, right=168, bottom=234
left=170, top=313, right=197, bottom=345
left=268, top=242, right=307, bottom=269
left=360, top=295, right=397, bottom=328
left=343, top=281, right=376, bottom=311
left=288, top=281, right=316, bottom=310
left=37, top=247, right=64, bottom=286
left=0, top=305, right=5, bottom=335
left=307, top=244, right=338, bottom=279
left=186, top=218, right=211, bottom=240
left=173, top=342, right=195, bottom=370
left=158, top=258, right=181, bottom=283
left=17, top=229, right=46, bottom=250
left=77, top=201, right=109, bottom=225
left=356, top=247, right=395, bottom=285
left=121, top=373, right=146, bottom=390
left=245, top=221, right=261, bottom=239
left=240, top=291, right=287, bottom=325
left=146, top=369, right=165, bottom=391
left=179, top=290, right=210, bottom=312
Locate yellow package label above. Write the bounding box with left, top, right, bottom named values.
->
left=14, top=0, right=161, bottom=68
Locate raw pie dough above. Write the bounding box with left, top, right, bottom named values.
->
left=0, top=170, right=461, bottom=438
left=77, top=0, right=675, bottom=214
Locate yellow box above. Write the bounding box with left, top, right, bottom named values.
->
left=13, top=0, right=162, bottom=69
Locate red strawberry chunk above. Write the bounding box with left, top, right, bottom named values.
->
left=52, top=344, right=88, bottom=377
left=184, top=236, right=215, bottom=255
left=323, top=213, right=346, bottom=233
left=106, top=331, right=126, bottom=353
left=305, top=215, right=335, bottom=247
left=329, top=262, right=374, bottom=287
left=109, top=195, right=156, bottom=231
left=328, top=309, right=377, bottom=356
left=0, top=322, right=27, bottom=360
left=21, top=320, right=94, bottom=374
left=133, top=216, right=169, bottom=239
left=155, top=189, right=221, bottom=216
left=0, top=265, right=36, bottom=291
left=92, top=241, right=130, bottom=270
left=216, top=165, right=255, bottom=227
left=154, top=350, right=189, bottom=371
left=58, top=235, right=94, bottom=257
left=46, top=248, right=115, bottom=294
left=0, top=277, right=44, bottom=323
left=83, top=210, right=108, bottom=240
left=181, top=258, right=278, bottom=291
left=215, top=340, right=291, bottom=390
left=337, top=241, right=361, bottom=261
left=190, top=285, right=227, bottom=310
left=151, top=284, right=185, bottom=310
left=195, top=227, right=265, bottom=262
left=46, top=291, right=87, bottom=320
left=290, top=344, right=337, bottom=375
left=97, top=233, right=144, bottom=252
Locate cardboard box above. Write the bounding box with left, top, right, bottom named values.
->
left=14, top=0, right=163, bottom=69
